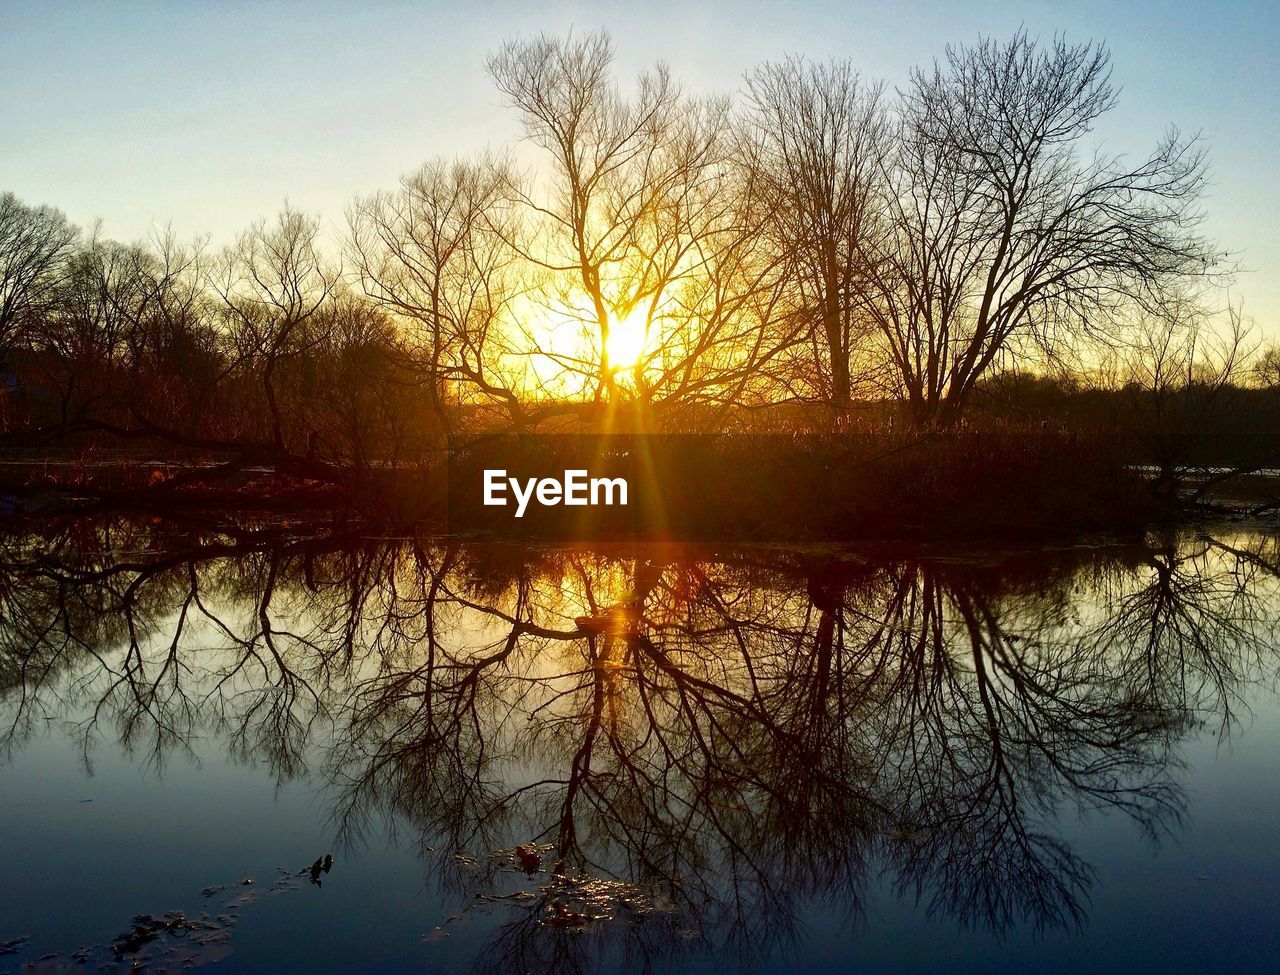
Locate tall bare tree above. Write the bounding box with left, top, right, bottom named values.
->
left=487, top=31, right=685, bottom=403
left=867, top=33, right=1220, bottom=425
left=488, top=31, right=801, bottom=425
left=741, top=57, right=890, bottom=411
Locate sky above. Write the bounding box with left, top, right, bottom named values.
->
left=2, top=0, right=1277, bottom=333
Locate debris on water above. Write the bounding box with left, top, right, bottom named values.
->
left=16, top=859, right=328, bottom=972
left=515, top=844, right=542, bottom=874
left=306, top=853, right=334, bottom=885
left=109, top=913, right=233, bottom=972
left=21, top=952, right=87, bottom=975
left=545, top=901, right=592, bottom=929
left=112, top=911, right=218, bottom=955
left=430, top=848, right=681, bottom=942
left=488, top=842, right=552, bottom=874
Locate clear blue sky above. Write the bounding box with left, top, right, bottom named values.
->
left=2, top=0, right=1276, bottom=331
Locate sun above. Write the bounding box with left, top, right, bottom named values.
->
left=503, top=295, right=660, bottom=398
left=606, top=307, right=652, bottom=373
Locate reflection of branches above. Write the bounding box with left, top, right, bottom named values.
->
left=2, top=518, right=1278, bottom=971
left=1090, top=533, right=1280, bottom=737
left=0, top=518, right=363, bottom=776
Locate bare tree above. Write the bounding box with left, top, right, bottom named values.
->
left=488, top=32, right=803, bottom=427
left=607, top=100, right=800, bottom=421
left=487, top=31, right=685, bottom=404
left=116, top=230, right=221, bottom=435
left=0, top=192, right=78, bottom=354
left=212, top=206, right=337, bottom=450
left=30, top=230, right=148, bottom=422
left=349, top=156, right=527, bottom=432
left=741, top=57, right=891, bottom=412
left=867, top=33, right=1220, bottom=425
left=1114, top=298, right=1254, bottom=497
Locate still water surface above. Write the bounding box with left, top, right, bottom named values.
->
left=1, top=517, right=1278, bottom=973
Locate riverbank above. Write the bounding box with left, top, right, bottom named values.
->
left=2, top=424, right=1270, bottom=541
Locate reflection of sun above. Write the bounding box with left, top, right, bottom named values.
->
left=606, top=307, right=652, bottom=373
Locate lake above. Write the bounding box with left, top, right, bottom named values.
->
left=1, top=515, right=1278, bottom=973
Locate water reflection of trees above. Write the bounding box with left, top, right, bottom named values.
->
left=2, top=518, right=1278, bottom=969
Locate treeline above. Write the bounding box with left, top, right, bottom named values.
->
left=0, top=30, right=1275, bottom=492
